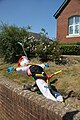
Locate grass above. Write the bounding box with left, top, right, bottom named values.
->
left=0, top=56, right=80, bottom=98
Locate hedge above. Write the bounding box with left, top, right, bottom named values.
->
left=60, top=45, right=80, bottom=55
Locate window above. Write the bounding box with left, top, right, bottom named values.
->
left=68, top=16, right=80, bottom=36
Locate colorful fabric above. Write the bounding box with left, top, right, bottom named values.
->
left=30, top=65, right=47, bottom=81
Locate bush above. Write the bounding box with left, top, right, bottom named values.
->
left=0, top=24, right=62, bottom=64
left=0, top=24, right=30, bottom=62
left=60, top=45, right=80, bottom=55
left=32, top=37, right=62, bottom=62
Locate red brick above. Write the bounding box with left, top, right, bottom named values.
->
left=56, top=0, right=80, bottom=43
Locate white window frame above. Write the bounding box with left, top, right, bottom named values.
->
left=66, top=16, right=80, bottom=38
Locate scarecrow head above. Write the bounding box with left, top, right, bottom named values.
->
left=18, top=56, right=30, bottom=67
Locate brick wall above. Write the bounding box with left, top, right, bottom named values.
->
left=56, top=0, right=80, bottom=43
left=0, top=77, right=80, bottom=120
left=0, top=77, right=64, bottom=120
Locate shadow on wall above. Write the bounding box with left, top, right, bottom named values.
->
left=62, top=110, right=80, bottom=120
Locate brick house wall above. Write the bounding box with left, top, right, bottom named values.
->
left=56, top=0, right=80, bottom=43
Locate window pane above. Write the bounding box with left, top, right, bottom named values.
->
left=69, top=26, right=73, bottom=34
left=75, top=17, right=79, bottom=24
left=75, top=25, right=79, bottom=34
left=69, top=17, right=73, bottom=25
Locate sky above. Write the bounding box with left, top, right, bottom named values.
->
left=0, top=0, right=64, bottom=39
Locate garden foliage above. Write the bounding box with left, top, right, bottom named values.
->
left=60, top=44, right=80, bottom=55
left=0, top=24, right=62, bottom=63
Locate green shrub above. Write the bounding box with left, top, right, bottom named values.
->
left=0, top=24, right=62, bottom=64
left=60, top=45, right=80, bottom=55
left=0, top=24, right=30, bottom=62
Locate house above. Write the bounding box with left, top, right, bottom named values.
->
left=54, top=0, right=80, bottom=43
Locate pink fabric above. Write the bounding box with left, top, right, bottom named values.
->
left=26, top=65, right=32, bottom=76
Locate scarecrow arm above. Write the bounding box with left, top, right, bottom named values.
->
left=47, top=70, right=62, bottom=80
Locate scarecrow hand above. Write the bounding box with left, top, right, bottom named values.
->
left=7, top=66, right=15, bottom=73
left=45, top=63, right=49, bottom=67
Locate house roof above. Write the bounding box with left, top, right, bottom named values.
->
left=53, top=0, right=71, bottom=19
